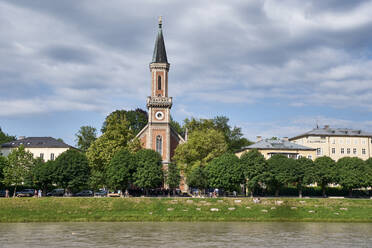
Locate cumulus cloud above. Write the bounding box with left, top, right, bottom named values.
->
left=0, top=0, right=371, bottom=143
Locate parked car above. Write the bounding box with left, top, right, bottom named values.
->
left=0, top=190, right=6, bottom=197
left=47, top=189, right=65, bottom=197
left=107, top=191, right=121, bottom=197
left=16, top=189, right=35, bottom=197
left=94, top=190, right=108, bottom=197
left=74, top=190, right=93, bottom=197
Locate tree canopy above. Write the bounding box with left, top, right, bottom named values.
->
left=337, top=157, right=365, bottom=197
left=54, top=149, right=90, bottom=193
left=166, top=163, right=181, bottom=193
left=240, top=149, right=267, bottom=196
left=106, top=149, right=136, bottom=192
left=313, top=156, right=336, bottom=197
left=75, top=126, right=97, bottom=152
left=183, top=116, right=252, bottom=152
left=101, top=109, right=148, bottom=134
left=0, top=127, right=15, bottom=145
left=266, top=154, right=296, bottom=196
left=31, top=159, right=56, bottom=193
left=2, top=145, right=34, bottom=196
left=206, top=153, right=243, bottom=193
left=186, top=165, right=209, bottom=191
left=86, top=113, right=140, bottom=187
left=133, top=149, right=163, bottom=193
left=173, top=129, right=228, bottom=174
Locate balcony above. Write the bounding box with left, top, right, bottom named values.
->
left=147, top=96, right=172, bottom=108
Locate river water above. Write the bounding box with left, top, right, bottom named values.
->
left=0, top=222, right=371, bottom=247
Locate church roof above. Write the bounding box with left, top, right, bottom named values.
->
left=152, top=17, right=168, bottom=64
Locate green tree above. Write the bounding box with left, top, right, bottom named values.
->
left=0, top=127, right=15, bottom=145
left=101, top=108, right=147, bottom=134
left=0, top=156, right=9, bottom=188
left=75, top=126, right=97, bottom=152
left=313, top=156, right=336, bottom=197
left=170, top=116, right=184, bottom=137
left=294, top=157, right=314, bottom=198
left=133, top=149, right=163, bottom=195
left=206, top=153, right=243, bottom=194
left=239, top=149, right=267, bottom=197
left=173, top=129, right=228, bottom=175
left=2, top=145, right=34, bottom=197
left=86, top=113, right=138, bottom=187
left=183, top=116, right=252, bottom=152
left=337, top=157, right=365, bottom=197
left=166, top=163, right=180, bottom=196
left=266, top=154, right=296, bottom=197
left=54, top=149, right=90, bottom=194
left=186, top=165, right=209, bottom=194
left=106, top=149, right=136, bottom=194
left=31, top=158, right=56, bottom=194
left=365, top=158, right=372, bottom=188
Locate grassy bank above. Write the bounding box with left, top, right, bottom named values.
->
left=0, top=197, right=371, bottom=222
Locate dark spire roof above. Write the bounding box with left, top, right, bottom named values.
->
left=152, top=16, right=168, bottom=63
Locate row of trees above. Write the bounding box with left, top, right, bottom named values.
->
left=0, top=144, right=176, bottom=195
left=186, top=150, right=372, bottom=197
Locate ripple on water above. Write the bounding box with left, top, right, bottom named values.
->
left=0, top=222, right=371, bottom=248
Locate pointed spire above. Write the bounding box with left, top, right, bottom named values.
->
left=152, top=16, right=168, bottom=63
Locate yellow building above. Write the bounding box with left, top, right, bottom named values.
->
left=289, top=125, right=372, bottom=161
left=236, top=137, right=317, bottom=160
left=1, top=137, right=73, bottom=161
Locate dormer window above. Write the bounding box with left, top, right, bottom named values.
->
left=157, top=75, right=162, bottom=90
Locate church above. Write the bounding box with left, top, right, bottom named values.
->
left=136, top=17, right=185, bottom=164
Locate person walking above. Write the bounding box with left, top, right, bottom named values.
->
left=5, top=189, right=9, bottom=198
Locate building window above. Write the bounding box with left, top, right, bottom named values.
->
left=40, top=153, right=44, bottom=159
left=331, top=139, right=335, bottom=144
left=316, top=148, right=322, bottom=156
left=339, top=139, right=343, bottom=144
left=347, top=148, right=350, bottom=154
left=346, top=139, right=350, bottom=145
left=331, top=148, right=335, bottom=154
left=341, top=148, right=344, bottom=154
left=308, top=155, right=312, bottom=160
left=362, top=140, right=366, bottom=145
left=354, top=139, right=358, bottom=145
left=157, top=76, right=162, bottom=90
left=362, top=149, right=366, bottom=155
left=156, top=135, right=162, bottom=155
left=50, top=153, right=55, bottom=161
left=353, top=148, right=357, bottom=155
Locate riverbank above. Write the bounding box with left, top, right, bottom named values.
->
left=0, top=197, right=371, bottom=222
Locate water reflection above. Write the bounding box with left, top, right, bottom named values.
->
left=0, top=222, right=371, bottom=247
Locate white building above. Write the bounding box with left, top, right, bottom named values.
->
left=1, top=137, right=73, bottom=161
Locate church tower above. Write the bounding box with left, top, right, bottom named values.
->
left=136, top=17, right=184, bottom=164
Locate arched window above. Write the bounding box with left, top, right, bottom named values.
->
left=157, top=75, right=162, bottom=90
left=156, top=135, right=162, bottom=155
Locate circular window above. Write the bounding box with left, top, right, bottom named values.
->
left=155, top=111, right=164, bottom=120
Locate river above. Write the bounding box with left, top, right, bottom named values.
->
left=0, top=222, right=371, bottom=247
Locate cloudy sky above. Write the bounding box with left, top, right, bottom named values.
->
left=1, top=0, right=372, bottom=145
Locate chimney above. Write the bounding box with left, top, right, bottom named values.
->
left=256, top=136, right=262, bottom=142
left=283, top=137, right=289, bottom=142
left=18, top=136, right=26, bottom=140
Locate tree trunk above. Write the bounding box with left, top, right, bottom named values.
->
left=13, top=186, right=16, bottom=198
left=298, top=188, right=303, bottom=198
left=275, top=188, right=279, bottom=197
left=322, top=186, right=326, bottom=198
left=349, top=189, right=353, bottom=197
left=250, top=189, right=254, bottom=198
